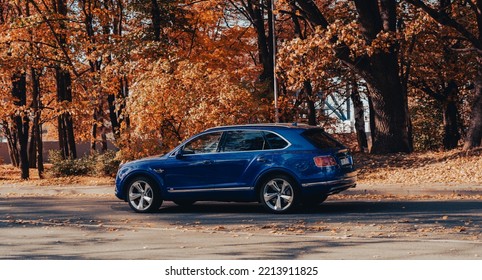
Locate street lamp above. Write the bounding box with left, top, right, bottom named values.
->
left=271, top=0, right=279, bottom=123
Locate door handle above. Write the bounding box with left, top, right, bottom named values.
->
left=203, top=160, right=214, bottom=165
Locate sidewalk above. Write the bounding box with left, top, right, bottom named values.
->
left=1, top=182, right=482, bottom=197
left=0, top=183, right=113, bottom=196
left=350, top=183, right=482, bottom=196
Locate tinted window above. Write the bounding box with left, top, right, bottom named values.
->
left=222, top=131, right=266, bottom=152
left=183, top=132, right=222, bottom=154
left=264, top=132, right=289, bottom=149
left=302, top=129, right=343, bottom=149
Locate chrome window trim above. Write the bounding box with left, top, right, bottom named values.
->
left=168, top=129, right=292, bottom=158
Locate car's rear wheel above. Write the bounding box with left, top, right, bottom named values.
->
left=259, top=175, right=299, bottom=214
left=127, top=177, right=162, bottom=213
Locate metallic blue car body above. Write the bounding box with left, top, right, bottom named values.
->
left=115, top=124, right=357, bottom=213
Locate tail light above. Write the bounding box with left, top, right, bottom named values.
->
left=313, top=156, right=337, bottom=167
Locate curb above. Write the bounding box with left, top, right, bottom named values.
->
left=347, top=183, right=482, bottom=196
left=0, top=185, right=113, bottom=196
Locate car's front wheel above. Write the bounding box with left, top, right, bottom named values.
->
left=127, top=177, right=162, bottom=213
left=259, top=175, right=299, bottom=214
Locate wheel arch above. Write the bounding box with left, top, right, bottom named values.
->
left=253, top=168, right=301, bottom=199
left=120, top=170, right=164, bottom=201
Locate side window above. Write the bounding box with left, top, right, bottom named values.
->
left=222, top=131, right=266, bottom=152
left=183, top=132, right=222, bottom=154
left=264, top=132, right=289, bottom=149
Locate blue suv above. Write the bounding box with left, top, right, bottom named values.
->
left=115, top=123, right=357, bottom=213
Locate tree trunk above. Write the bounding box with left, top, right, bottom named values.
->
left=28, top=68, right=42, bottom=168
left=463, top=59, right=482, bottom=150
left=12, top=72, right=29, bottom=179
left=241, top=0, right=273, bottom=94
left=151, top=0, right=161, bottom=41
left=100, top=126, right=107, bottom=152
left=303, top=80, right=317, bottom=125
left=108, top=2, right=128, bottom=141
left=441, top=81, right=461, bottom=149
left=367, top=91, right=376, bottom=150
left=108, top=94, right=120, bottom=139
left=28, top=124, right=37, bottom=168
left=25, top=3, right=44, bottom=177
left=3, top=121, right=19, bottom=167
left=91, top=108, right=98, bottom=152
left=36, top=122, right=44, bottom=178
left=351, top=79, right=368, bottom=152
left=54, top=0, right=77, bottom=159
left=56, top=67, right=77, bottom=159
left=363, top=52, right=412, bottom=153
left=91, top=105, right=107, bottom=153
left=108, top=75, right=129, bottom=140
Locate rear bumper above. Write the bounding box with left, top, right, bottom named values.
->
left=301, top=171, right=357, bottom=194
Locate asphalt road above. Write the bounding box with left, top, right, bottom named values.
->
left=1, top=191, right=481, bottom=260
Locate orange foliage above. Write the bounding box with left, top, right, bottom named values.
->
left=0, top=0, right=271, bottom=163
left=120, top=59, right=266, bottom=159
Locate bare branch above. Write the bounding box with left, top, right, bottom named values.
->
left=27, top=0, right=81, bottom=77
left=405, top=0, right=481, bottom=49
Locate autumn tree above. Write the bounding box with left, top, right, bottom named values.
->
left=286, top=0, right=412, bottom=154
left=106, top=0, right=129, bottom=141
left=112, top=0, right=267, bottom=158
left=78, top=0, right=131, bottom=147
left=26, top=0, right=79, bottom=159
left=284, top=0, right=319, bottom=125
left=401, top=8, right=471, bottom=150
left=405, top=0, right=482, bottom=150
left=0, top=0, right=33, bottom=179
left=49, top=0, right=78, bottom=158
left=27, top=0, right=45, bottom=175
left=126, top=61, right=259, bottom=157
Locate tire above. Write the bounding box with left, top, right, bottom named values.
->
left=173, top=200, right=196, bottom=207
left=259, top=174, right=299, bottom=214
left=127, top=176, right=162, bottom=213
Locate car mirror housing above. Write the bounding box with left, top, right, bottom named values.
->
left=175, top=150, right=184, bottom=159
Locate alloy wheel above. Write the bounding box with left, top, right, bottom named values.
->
left=261, top=177, right=295, bottom=213
left=128, top=178, right=161, bottom=212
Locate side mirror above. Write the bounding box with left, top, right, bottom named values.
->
left=175, top=149, right=184, bottom=159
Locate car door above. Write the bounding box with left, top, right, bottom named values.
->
left=162, top=131, right=223, bottom=193
left=214, top=130, right=269, bottom=190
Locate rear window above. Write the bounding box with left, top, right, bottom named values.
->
left=302, top=129, right=344, bottom=149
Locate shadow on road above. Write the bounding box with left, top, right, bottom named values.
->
left=140, top=200, right=482, bottom=226
left=1, top=197, right=481, bottom=230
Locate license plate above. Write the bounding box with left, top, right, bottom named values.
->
left=340, top=157, right=350, bottom=165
